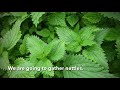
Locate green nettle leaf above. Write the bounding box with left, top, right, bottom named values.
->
left=19, top=34, right=30, bottom=55
left=66, top=15, right=79, bottom=27
left=105, top=27, right=120, bottom=41
left=57, top=27, right=71, bottom=42
left=79, top=26, right=100, bottom=46
left=8, top=58, right=36, bottom=78
left=10, top=12, right=28, bottom=18
left=0, top=39, right=3, bottom=55
left=36, top=58, right=54, bottom=77
left=27, top=35, right=46, bottom=58
left=82, top=12, right=102, bottom=23
left=56, top=27, right=81, bottom=52
left=73, top=22, right=80, bottom=33
left=82, top=44, right=109, bottom=69
left=36, top=28, right=51, bottom=37
left=2, top=18, right=26, bottom=50
left=56, top=27, right=80, bottom=44
left=95, top=28, right=109, bottom=45
left=8, top=71, right=35, bottom=78
left=102, top=42, right=117, bottom=62
left=47, top=12, right=66, bottom=26
left=55, top=70, right=63, bottom=78
left=29, top=25, right=37, bottom=34
left=100, top=12, right=120, bottom=21
left=0, top=51, right=10, bottom=70
left=27, top=36, right=51, bottom=59
left=48, top=39, right=65, bottom=62
left=14, top=58, right=34, bottom=67
left=7, top=16, right=17, bottom=25
left=0, top=12, right=11, bottom=18
left=116, top=38, right=120, bottom=59
left=66, top=41, right=82, bottom=52
left=31, top=12, right=45, bottom=27
left=63, top=54, right=114, bottom=78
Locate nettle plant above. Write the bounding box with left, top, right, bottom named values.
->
left=0, top=12, right=120, bottom=78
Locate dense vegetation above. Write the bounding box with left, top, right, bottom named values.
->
left=0, top=12, right=120, bottom=78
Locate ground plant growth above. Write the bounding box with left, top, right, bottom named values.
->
left=0, top=12, right=120, bottom=78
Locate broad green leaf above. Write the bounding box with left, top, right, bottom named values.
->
left=95, top=28, right=109, bottom=45
left=14, top=58, right=38, bottom=75
left=7, top=16, right=17, bottom=25
left=7, top=58, right=37, bottom=78
left=83, top=12, right=102, bottom=23
left=36, top=28, right=50, bottom=37
left=8, top=70, right=35, bottom=78
left=102, top=42, right=117, bottom=62
left=100, top=12, right=120, bottom=21
left=0, top=38, right=3, bottom=55
left=73, top=22, right=80, bottom=33
left=0, top=12, right=11, bottom=18
left=55, top=70, right=63, bottom=78
left=116, top=38, right=120, bottom=59
left=31, top=12, right=45, bottom=27
left=43, top=74, right=51, bottom=78
left=0, top=51, right=10, bottom=70
left=47, top=12, right=66, bottom=26
left=2, top=18, right=27, bottom=50
left=14, top=58, right=34, bottom=67
left=109, top=59, right=120, bottom=73
left=56, top=27, right=80, bottom=44
left=66, top=15, right=79, bottom=27
left=66, top=41, right=82, bottom=52
left=19, top=34, right=30, bottom=55
left=105, top=26, right=120, bottom=41
left=36, top=58, right=54, bottom=77
left=63, top=54, right=115, bottom=78
left=56, top=27, right=81, bottom=52
left=10, top=12, right=28, bottom=17
left=48, top=39, right=65, bottom=62
left=79, top=26, right=100, bottom=46
left=82, top=44, right=109, bottom=69
left=27, top=36, right=51, bottom=59
left=29, top=25, right=37, bottom=34
left=1, top=17, right=10, bottom=37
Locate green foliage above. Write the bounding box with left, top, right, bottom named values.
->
left=100, top=12, right=120, bottom=21
left=8, top=70, right=35, bottom=78
left=116, top=38, right=120, bottom=59
left=102, top=42, right=117, bottom=62
left=95, top=28, right=109, bottom=45
left=105, top=28, right=120, bottom=41
left=19, top=34, right=30, bottom=55
left=0, top=39, right=3, bottom=55
left=56, top=27, right=81, bottom=52
left=36, top=28, right=51, bottom=37
left=48, top=39, right=65, bottom=62
left=36, top=58, right=54, bottom=77
left=79, top=26, right=100, bottom=46
left=27, top=35, right=50, bottom=59
left=47, top=12, right=66, bottom=26
left=0, top=12, right=120, bottom=78
left=66, top=14, right=79, bottom=27
left=82, top=44, right=108, bottom=69
left=63, top=54, right=114, bottom=78
left=31, top=12, right=45, bottom=27
left=0, top=51, right=10, bottom=70
left=2, top=18, right=24, bottom=50
left=82, top=12, right=102, bottom=23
